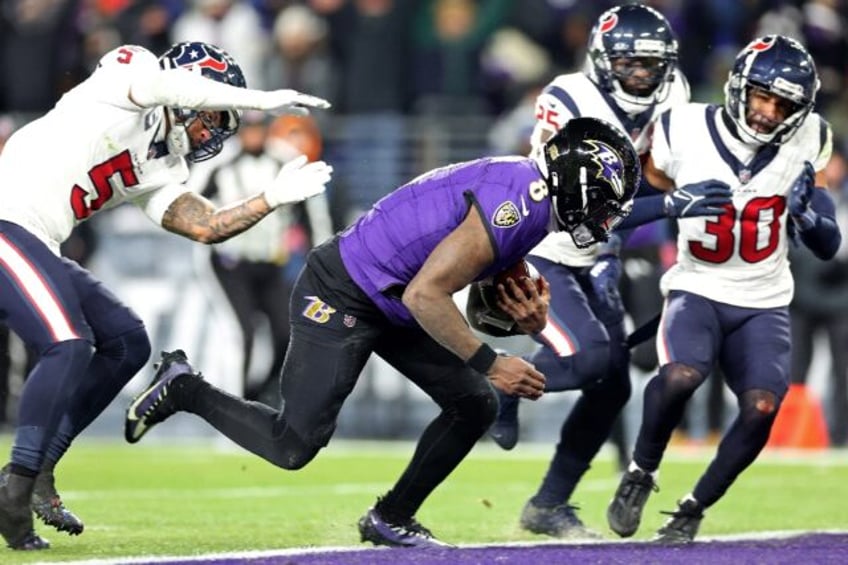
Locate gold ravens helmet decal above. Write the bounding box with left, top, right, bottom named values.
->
left=492, top=201, right=522, bottom=228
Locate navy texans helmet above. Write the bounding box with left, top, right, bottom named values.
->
left=159, top=41, right=247, bottom=161
left=585, top=4, right=679, bottom=113
left=724, top=35, right=819, bottom=145
left=542, top=117, right=639, bottom=248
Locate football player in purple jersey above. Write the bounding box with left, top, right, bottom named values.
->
left=0, top=41, right=331, bottom=550
left=125, top=116, right=639, bottom=548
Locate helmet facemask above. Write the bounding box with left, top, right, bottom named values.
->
left=167, top=108, right=241, bottom=162
left=723, top=35, right=819, bottom=146
left=724, top=74, right=815, bottom=146
left=586, top=5, right=679, bottom=114
left=551, top=166, right=633, bottom=248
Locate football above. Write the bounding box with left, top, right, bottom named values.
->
left=465, top=259, right=543, bottom=337
left=267, top=114, right=323, bottom=163
left=493, top=259, right=543, bottom=299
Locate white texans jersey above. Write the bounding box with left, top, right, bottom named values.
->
left=655, top=103, right=832, bottom=308
left=0, top=45, right=189, bottom=255
left=529, top=70, right=690, bottom=266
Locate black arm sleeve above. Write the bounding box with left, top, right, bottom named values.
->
left=799, top=187, right=842, bottom=260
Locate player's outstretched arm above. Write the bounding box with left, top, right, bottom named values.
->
left=129, top=66, right=330, bottom=114
left=161, top=156, right=332, bottom=244
left=618, top=153, right=732, bottom=230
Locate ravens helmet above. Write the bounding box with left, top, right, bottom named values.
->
left=159, top=41, right=247, bottom=162
left=724, top=35, right=819, bottom=145
left=541, top=117, right=639, bottom=249
left=585, top=4, right=679, bottom=113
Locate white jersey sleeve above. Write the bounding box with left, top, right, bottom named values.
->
left=132, top=183, right=191, bottom=227
left=812, top=115, right=833, bottom=173
left=649, top=109, right=676, bottom=178
left=84, top=45, right=161, bottom=110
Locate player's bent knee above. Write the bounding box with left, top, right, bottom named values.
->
left=42, top=338, right=95, bottom=370
left=118, top=326, right=152, bottom=374
left=741, top=389, right=780, bottom=419
left=454, top=387, right=498, bottom=431
left=274, top=445, right=320, bottom=471
left=268, top=424, right=321, bottom=470
left=659, top=362, right=705, bottom=393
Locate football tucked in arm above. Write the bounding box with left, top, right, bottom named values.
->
left=466, top=260, right=543, bottom=337
left=493, top=260, right=543, bottom=298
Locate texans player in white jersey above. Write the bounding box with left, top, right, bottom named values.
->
left=607, top=35, right=841, bottom=543
left=485, top=5, right=734, bottom=538
left=0, top=41, right=332, bottom=550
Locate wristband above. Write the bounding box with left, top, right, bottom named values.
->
left=467, top=343, right=498, bottom=374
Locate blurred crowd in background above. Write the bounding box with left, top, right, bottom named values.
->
left=1, top=0, right=848, bottom=449
left=2, top=0, right=848, bottom=219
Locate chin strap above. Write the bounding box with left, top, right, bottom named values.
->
left=164, top=107, right=191, bottom=158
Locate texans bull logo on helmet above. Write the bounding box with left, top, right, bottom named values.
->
left=167, top=43, right=230, bottom=73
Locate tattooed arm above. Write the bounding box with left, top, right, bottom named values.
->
left=159, top=156, right=333, bottom=244
left=161, top=192, right=272, bottom=244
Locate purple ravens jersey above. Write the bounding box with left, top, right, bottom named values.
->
left=339, top=157, right=552, bottom=325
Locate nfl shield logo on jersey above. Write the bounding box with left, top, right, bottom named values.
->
left=738, top=168, right=752, bottom=184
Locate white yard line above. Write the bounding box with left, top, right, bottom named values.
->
left=31, top=529, right=848, bottom=565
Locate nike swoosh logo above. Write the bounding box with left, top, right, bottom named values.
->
left=125, top=397, right=148, bottom=439
left=520, top=196, right=530, bottom=217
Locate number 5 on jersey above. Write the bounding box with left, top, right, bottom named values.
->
left=70, top=150, right=139, bottom=220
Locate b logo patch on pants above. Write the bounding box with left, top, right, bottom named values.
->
left=301, top=295, right=337, bottom=324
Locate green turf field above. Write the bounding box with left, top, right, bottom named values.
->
left=0, top=438, right=846, bottom=564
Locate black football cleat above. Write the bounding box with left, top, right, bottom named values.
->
left=519, top=500, right=602, bottom=539
left=488, top=389, right=520, bottom=450
left=653, top=498, right=704, bottom=544
left=0, top=465, right=82, bottom=536
left=31, top=470, right=84, bottom=536
left=0, top=470, right=49, bottom=550
left=607, top=468, right=658, bottom=538
left=6, top=529, right=50, bottom=551
left=358, top=507, right=454, bottom=548
left=125, top=350, right=198, bottom=444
